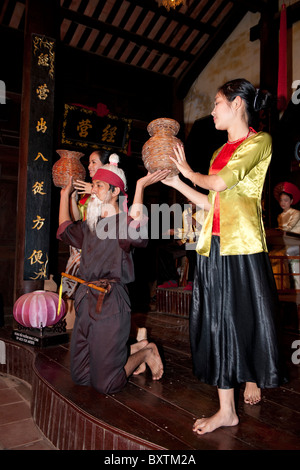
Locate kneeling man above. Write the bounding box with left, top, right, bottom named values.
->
left=57, top=155, right=167, bottom=394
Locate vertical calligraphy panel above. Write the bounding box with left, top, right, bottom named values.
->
left=24, top=34, right=55, bottom=280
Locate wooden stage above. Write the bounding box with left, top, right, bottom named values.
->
left=0, top=308, right=300, bottom=451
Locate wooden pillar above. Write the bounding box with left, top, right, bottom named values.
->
left=258, top=1, right=279, bottom=228
left=259, top=1, right=279, bottom=95
left=14, top=0, right=59, bottom=301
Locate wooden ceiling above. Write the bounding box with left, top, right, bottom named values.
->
left=0, top=0, right=269, bottom=98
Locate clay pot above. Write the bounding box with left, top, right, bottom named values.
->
left=52, top=149, right=86, bottom=188
left=13, top=290, right=66, bottom=328
left=142, top=118, right=182, bottom=176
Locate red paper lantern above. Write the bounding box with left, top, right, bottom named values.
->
left=13, top=290, right=66, bottom=328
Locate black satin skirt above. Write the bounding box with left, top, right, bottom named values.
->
left=190, top=236, right=284, bottom=389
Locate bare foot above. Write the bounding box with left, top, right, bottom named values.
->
left=130, top=340, right=148, bottom=375
left=193, top=410, right=239, bottom=435
left=133, top=363, right=146, bottom=375
left=145, top=343, right=164, bottom=380
left=136, top=327, right=147, bottom=341
left=244, top=382, right=261, bottom=405
left=130, top=339, right=148, bottom=354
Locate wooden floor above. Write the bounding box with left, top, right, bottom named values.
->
left=0, top=310, right=300, bottom=451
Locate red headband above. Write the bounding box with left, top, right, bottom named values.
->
left=92, top=168, right=125, bottom=192
left=92, top=168, right=128, bottom=212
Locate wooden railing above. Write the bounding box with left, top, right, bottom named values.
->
left=266, top=229, right=300, bottom=294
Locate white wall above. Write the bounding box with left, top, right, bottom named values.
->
left=183, top=12, right=261, bottom=131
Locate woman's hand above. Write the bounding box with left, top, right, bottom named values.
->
left=161, top=174, right=181, bottom=188
left=170, top=143, right=193, bottom=180
left=131, top=169, right=171, bottom=220
left=73, top=179, right=92, bottom=194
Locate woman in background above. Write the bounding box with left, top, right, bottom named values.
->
left=270, top=182, right=300, bottom=289
left=62, top=150, right=110, bottom=299
left=275, top=182, right=300, bottom=233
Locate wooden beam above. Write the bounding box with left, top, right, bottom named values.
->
left=250, top=1, right=300, bottom=41
left=60, top=6, right=194, bottom=62
left=231, top=0, right=268, bottom=13
left=125, top=0, right=216, bottom=35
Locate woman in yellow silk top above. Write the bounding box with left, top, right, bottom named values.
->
left=162, top=79, right=283, bottom=435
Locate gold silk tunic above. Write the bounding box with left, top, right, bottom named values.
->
left=277, top=208, right=300, bottom=233
left=78, top=195, right=91, bottom=221
left=196, top=132, right=272, bottom=256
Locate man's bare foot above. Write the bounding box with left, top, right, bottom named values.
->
left=130, top=339, right=148, bottom=354
left=145, top=343, right=164, bottom=380
left=244, top=382, right=261, bottom=405
left=130, top=340, right=148, bottom=375
left=193, top=410, right=239, bottom=435
left=136, top=327, right=147, bottom=342
left=133, top=363, right=146, bottom=375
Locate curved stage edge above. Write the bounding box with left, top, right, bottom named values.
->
left=0, top=329, right=166, bottom=450
left=1, top=307, right=300, bottom=451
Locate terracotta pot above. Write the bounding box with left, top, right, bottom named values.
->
left=13, top=290, right=66, bottom=328
left=142, top=118, right=182, bottom=176
left=52, top=149, right=86, bottom=188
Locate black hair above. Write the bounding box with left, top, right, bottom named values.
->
left=279, top=191, right=293, bottom=200
left=92, top=149, right=110, bottom=165
left=218, top=78, right=272, bottom=125
left=108, top=184, right=120, bottom=203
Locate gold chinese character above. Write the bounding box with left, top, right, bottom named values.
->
left=30, top=255, right=48, bottom=280
left=36, top=83, right=49, bottom=100
left=32, top=181, right=46, bottom=195
left=32, top=215, right=45, bottom=230
left=102, top=124, right=117, bottom=143
left=38, top=53, right=49, bottom=67
left=36, top=118, right=47, bottom=133
left=28, top=249, right=44, bottom=265
left=34, top=152, right=48, bottom=162
left=77, top=119, right=92, bottom=138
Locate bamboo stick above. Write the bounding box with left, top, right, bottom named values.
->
left=61, top=272, right=108, bottom=293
